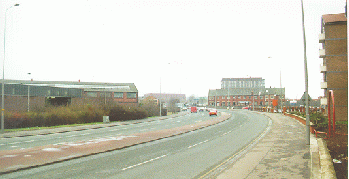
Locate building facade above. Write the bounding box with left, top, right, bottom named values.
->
left=221, top=77, right=265, bottom=90
left=319, top=13, right=348, bottom=121
left=0, top=80, right=138, bottom=112
left=209, top=78, right=285, bottom=109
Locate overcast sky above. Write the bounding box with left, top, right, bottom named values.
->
left=0, top=0, right=346, bottom=99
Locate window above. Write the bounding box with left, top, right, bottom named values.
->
left=238, top=96, right=241, bottom=99
left=100, top=92, right=112, bottom=98
left=271, top=95, right=274, bottom=99
left=114, top=92, right=123, bottom=98
left=86, top=92, right=97, bottom=97
left=243, top=96, right=246, bottom=99
left=227, top=96, right=230, bottom=99
left=265, top=95, right=269, bottom=99
left=209, top=96, right=214, bottom=100
left=260, top=96, right=263, bottom=99
left=233, top=96, right=236, bottom=99
left=222, top=96, right=225, bottom=99
left=254, top=96, right=258, bottom=99
left=222, top=102, right=225, bottom=106
left=127, top=92, right=137, bottom=99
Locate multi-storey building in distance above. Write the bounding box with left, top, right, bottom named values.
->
left=209, top=77, right=284, bottom=109
left=319, top=13, right=348, bottom=121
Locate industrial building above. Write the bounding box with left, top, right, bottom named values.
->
left=0, top=80, right=138, bottom=112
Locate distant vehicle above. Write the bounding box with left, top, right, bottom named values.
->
left=191, top=106, right=197, bottom=113
left=209, top=109, right=217, bottom=116
left=198, top=107, right=206, bottom=112
left=242, top=107, right=249, bottom=109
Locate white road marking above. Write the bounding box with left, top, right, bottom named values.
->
left=122, top=155, right=167, bottom=171
left=9, top=142, right=21, bottom=145
left=24, top=140, right=35, bottom=143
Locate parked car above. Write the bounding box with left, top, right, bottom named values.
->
left=209, top=109, right=217, bottom=116
left=242, top=107, right=249, bottom=110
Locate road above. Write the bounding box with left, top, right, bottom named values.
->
left=1, top=110, right=270, bottom=179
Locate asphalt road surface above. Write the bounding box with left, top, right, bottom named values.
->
left=2, top=110, right=270, bottom=179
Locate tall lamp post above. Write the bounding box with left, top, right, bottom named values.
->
left=27, top=73, right=31, bottom=112
left=2, top=3, right=20, bottom=133
left=301, top=0, right=310, bottom=145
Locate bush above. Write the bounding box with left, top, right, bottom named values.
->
left=3, top=102, right=159, bottom=129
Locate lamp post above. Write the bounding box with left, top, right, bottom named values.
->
left=27, top=73, right=31, bottom=112
left=301, top=0, right=310, bottom=145
left=2, top=3, right=20, bottom=133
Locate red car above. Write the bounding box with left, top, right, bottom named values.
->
left=209, top=109, right=217, bottom=116
left=191, top=107, right=197, bottom=113
left=242, top=107, right=249, bottom=110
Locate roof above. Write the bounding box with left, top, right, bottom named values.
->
left=322, top=13, right=347, bottom=24
left=221, top=77, right=264, bottom=81
left=3, top=79, right=138, bottom=93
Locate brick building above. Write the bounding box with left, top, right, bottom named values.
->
left=208, top=78, right=285, bottom=109
left=0, top=80, right=138, bottom=112
left=319, top=13, right=348, bottom=121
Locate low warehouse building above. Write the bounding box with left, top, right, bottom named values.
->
left=0, top=80, right=138, bottom=112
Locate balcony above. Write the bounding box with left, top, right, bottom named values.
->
left=319, top=49, right=326, bottom=58
left=320, top=65, right=327, bottom=73
left=320, top=97, right=327, bottom=105
left=320, top=82, right=327, bottom=89
left=319, top=33, right=325, bottom=43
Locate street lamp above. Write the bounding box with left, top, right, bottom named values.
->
left=27, top=73, right=31, bottom=112
left=2, top=3, right=20, bottom=133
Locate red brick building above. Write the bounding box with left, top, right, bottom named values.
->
left=208, top=78, right=285, bottom=109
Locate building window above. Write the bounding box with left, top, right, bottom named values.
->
left=254, top=96, right=258, bottom=99
left=100, top=92, right=112, bottom=98
left=86, top=92, right=97, bottom=97
left=271, top=95, right=274, bottom=99
left=238, top=96, right=241, bottom=99
left=243, top=96, right=246, bottom=99
left=209, top=96, right=214, bottom=100
left=114, top=92, right=123, bottom=98
left=127, top=92, right=137, bottom=99
left=222, top=102, right=225, bottom=106
left=265, top=95, right=269, bottom=99
left=227, top=96, right=230, bottom=99
left=222, top=96, right=225, bottom=99
left=233, top=96, right=236, bottom=99
left=260, top=96, right=263, bottom=99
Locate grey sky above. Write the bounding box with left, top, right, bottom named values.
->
left=0, top=0, right=346, bottom=99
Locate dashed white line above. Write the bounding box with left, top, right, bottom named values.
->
left=122, top=154, right=167, bottom=171
left=9, top=142, right=21, bottom=145
left=24, top=140, right=35, bottom=143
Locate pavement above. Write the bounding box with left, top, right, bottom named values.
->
left=215, top=112, right=333, bottom=179
left=0, top=111, right=336, bottom=178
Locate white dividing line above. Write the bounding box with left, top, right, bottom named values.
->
left=9, top=142, right=21, bottom=145
left=188, top=140, right=209, bottom=149
left=121, top=155, right=167, bottom=171
left=24, top=140, right=35, bottom=143
left=109, top=129, right=119, bottom=132
left=66, top=135, right=77, bottom=138
left=80, top=133, right=91, bottom=136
